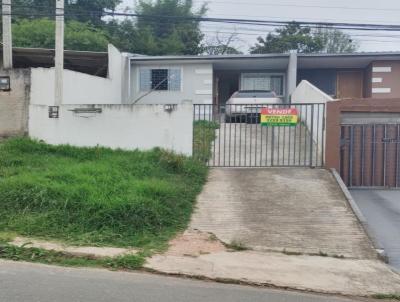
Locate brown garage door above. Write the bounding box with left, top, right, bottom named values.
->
left=340, top=124, right=400, bottom=188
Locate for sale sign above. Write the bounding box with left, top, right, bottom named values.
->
left=260, top=108, right=298, bottom=127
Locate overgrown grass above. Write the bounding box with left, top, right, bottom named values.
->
left=193, top=120, right=219, bottom=162
left=0, top=243, right=145, bottom=270
left=372, top=294, right=400, bottom=300
left=0, top=138, right=208, bottom=251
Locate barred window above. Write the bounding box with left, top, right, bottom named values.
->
left=139, top=68, right=181, bottom=92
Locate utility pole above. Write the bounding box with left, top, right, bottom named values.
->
left=54, top=0, right=64, bottom=106
left=2, top=0, right=13, bottom=69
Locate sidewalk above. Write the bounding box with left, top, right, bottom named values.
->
left=145, top=231, right=400, bottom=297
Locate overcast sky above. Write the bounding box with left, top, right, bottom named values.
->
left=120, top=0, right=400, bottom=53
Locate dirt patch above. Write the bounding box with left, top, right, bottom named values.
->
left=165, top=230, right=226, bottom=257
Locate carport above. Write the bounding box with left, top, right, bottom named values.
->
left=211, top=54, right=292, bottom=107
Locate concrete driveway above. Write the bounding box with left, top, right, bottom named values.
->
left=350, top=189, right=400, bottom=271
left=190, top=168, right=376, bottom=259
left=210, top=123, right=321, bottom=167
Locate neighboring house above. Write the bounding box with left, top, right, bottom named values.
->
left=124, top=51, right=400, bottom=106
left=0, top=46, right=111, bottom=137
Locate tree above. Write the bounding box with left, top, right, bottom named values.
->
left=250, top=22, right=324, bottom=54
left=12, top=0, right=121, bottom=24
left=12, top=18, right=109, bottom=51
left=203, top=31, right=242, bottom=55
left=314, top=27, right=358, bottom=53
left=133, top=0, right=207, bottom=55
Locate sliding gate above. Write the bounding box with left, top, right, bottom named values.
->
left=341, top=124, right=400, bottom=188
left=193, top=103, right=325, bottom=167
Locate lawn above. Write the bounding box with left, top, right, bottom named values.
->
left=0, top=138, right=208, bottom=251
left=193, top=120, right=219, bottom=162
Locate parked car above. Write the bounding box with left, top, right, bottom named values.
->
left=224, top=90, right=282, bottom=123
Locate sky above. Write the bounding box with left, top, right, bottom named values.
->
left=119, top=0, right=400, bottom=53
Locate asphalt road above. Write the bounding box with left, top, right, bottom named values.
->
left=0, top=260, right=365, bottom=302
left=350, top=189, right=400, bottom=271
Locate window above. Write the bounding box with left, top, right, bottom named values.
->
left=139, top=68, right=181, bottom=92
left=240, top=73, right=284, bottom=96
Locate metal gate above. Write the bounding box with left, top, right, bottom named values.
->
left=193, top=103, right=325, bottom=167
left=341, top=124, right=400, bottom=188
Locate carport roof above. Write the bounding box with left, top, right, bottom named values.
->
left=1, top=47, right=109, bottom=77
left=129, top=51, right=400, bottom=70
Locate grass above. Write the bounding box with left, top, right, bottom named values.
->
left=0, top=243, right=145, bottom=270
left=226, top=240, right=250, bottom=251
left=372, top=294, right=400, bottom=300
left=193, top=121, right=219, bottom=162
left=0, top=138, right=208, bottom=252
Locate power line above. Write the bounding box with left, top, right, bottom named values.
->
left=3, top=3, right=400, bottom=31
left=5, top=10, right=400, bottom=32
left=191, top=0, right=400, bottom=12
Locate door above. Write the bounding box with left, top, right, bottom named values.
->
left=336, top=71, right=363, bottom=99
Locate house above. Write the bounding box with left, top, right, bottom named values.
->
left=125, top=51, right=400, bottom=106
left=2, top=44, right=400, bottom=161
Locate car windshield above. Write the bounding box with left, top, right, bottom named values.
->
left=234, top=91, right=276, bottom=98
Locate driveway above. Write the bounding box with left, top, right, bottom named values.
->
left=350, top=189, right=400, bottom=271
left=190, top=168, right=376, bottom=259
left=146, top=168, right=400, bottom=296
left=210, top=123, right=321, bottom=167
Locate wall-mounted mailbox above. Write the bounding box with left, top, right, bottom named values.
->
left=0, top=76, right=11, bottom=91
left=48, top=106, right=60, bottom=118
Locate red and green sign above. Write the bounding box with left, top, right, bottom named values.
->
left=261, top=108, right=298, bottom=127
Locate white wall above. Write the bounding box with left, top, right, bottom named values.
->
left=29, top=102, right=193, bottom=155
left=292, top=80, right=334, bottom=162
left=129, top=62, right=213, bottom=105
left=30, top=44, right=123, bottom=105
left=292, top=80, right=334, bottom=105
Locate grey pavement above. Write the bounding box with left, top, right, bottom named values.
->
left=0, top=260, right=367, bottom=302
left=190, top=168, right=376, bottom=259
left=350, top=189, right=400, bottom=271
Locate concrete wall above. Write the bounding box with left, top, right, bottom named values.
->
left=30, top=44, right=123, bottom=105
left=292, top=80, right=334, bottom=161
left=292, top=80, right=334, bottom=104
left=29, top=103, right=193, bottom=155
left=370, top=61, right=400, bottom=98
left=129, top=62, right=213, bottom=105
left=0, top=68, right=30, bottom=137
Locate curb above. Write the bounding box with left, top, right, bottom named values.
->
left=330, top=168, right=388, bottom=263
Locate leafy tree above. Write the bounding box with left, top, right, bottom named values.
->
left=12, top=18, right=109, bottom=51
left=12, top=0, right=121, bottom=24
left=314, top=27, right=358, bottom=53
left=133, top=0, right=207, bottom=55
left=250, top=22, right=324, bottom=54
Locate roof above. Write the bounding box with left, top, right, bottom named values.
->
left=2, top=47, right=109, bottom=77
left=129, top=51, right=400, bottom=70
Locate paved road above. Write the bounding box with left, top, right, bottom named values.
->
left=350, top=189, right=400, bottom=271
left=0, top=260, right=365, bottom=302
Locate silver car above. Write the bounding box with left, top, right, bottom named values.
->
left=224, top=90, right=282, bottom=123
